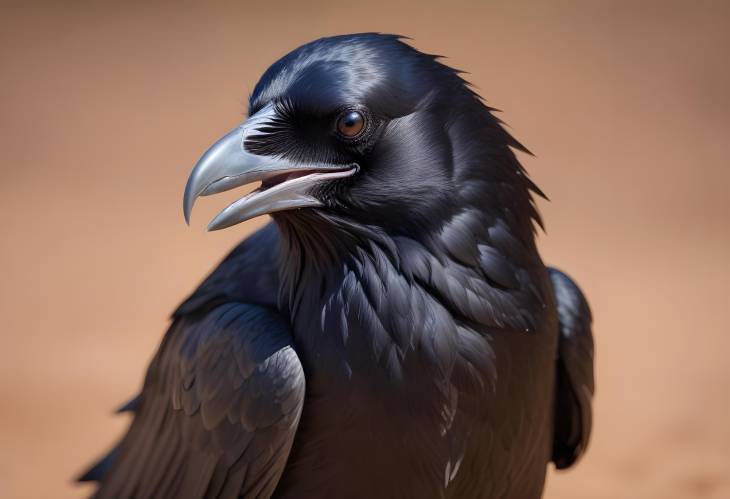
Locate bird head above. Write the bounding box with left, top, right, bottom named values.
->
left=184, top=33, right=540, bottom=242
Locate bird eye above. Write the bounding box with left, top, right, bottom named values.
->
left=336, top=110, right=365, bottom=138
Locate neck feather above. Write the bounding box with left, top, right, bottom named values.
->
left=273, top=206, right=547, bottom=335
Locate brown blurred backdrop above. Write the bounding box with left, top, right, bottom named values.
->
left=1, top=1, right=729, bottom=498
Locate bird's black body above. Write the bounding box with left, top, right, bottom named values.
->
left=81, top=34, right=594, bottom=499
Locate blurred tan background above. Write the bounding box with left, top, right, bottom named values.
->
left=1, top=1, right=729, bottom=498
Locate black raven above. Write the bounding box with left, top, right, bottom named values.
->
left=80, top=33, right=594, bottom=499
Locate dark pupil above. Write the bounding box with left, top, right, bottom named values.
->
left=339, top=111, right=364, bottom=136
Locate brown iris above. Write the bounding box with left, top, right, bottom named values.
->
left=337, top=110, right=365, bottom=138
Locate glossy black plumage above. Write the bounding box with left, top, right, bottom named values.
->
left=81, top=33, right=594, bottom=498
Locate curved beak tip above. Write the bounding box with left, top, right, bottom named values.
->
left=183, top=173, right=205, bottom=226
left=183, top=191, right=194, bottom=226
left=182, top=191, right=194, bottom=226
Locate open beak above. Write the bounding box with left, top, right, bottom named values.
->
left=183, top=103, right=357, bottom=231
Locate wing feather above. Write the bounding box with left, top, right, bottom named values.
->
left=92, top=302, right=304, bottom=499
left=548, top=267, right=595, bottom=469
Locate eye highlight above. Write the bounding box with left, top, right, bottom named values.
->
left=336, top=110, right=365, bottom=138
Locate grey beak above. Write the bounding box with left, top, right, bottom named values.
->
left=183, top=104, right=357, bottom=231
